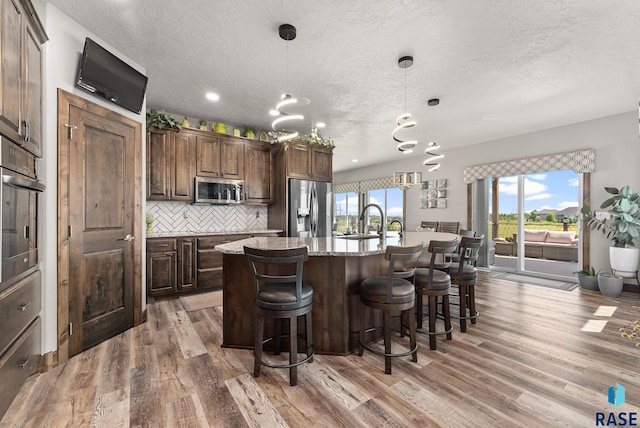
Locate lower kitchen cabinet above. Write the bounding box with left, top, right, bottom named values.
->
left=0, top=270, right=42, bottom=421
left=147, top=233, right=277, bottom=297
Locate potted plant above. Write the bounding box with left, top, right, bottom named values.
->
left=146, top=110, right=181, bottom=130
left=597, top=271, right=624, bottom=297
left=582, top=185, right=640, bottom=277
left=573, top=266, right=600, bottom=291
left=199, top=119, right=207, bottom=130
left=243, top=125, right=256, bottom=139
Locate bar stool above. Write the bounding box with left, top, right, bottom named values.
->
left=414, top=240, right=458, bottom=350
left=358, top=244, right=424, bottom=375
left=244, top=246, right=313, bottom=386
left=448, top=236, right=483, bottom=332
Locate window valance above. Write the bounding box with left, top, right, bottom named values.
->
left=463, top=149, right=595, bottom=183
left=334, top=176, right=395, bottom=193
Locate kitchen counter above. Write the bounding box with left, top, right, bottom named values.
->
left=218, top=231, right=459, bottom=355
left=214, top=231, right=457, bottom=256
left=148, top=229, right=282, bottom=238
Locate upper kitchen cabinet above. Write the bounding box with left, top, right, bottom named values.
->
left=274, top=140, right=333, bottom=182
left=196, top=134, right=244, bottom=180
left=147, top=128, right=196, bottom=201
left=0, top=0, right=47, bottom=157
left=244, top=140, right=272, bottom=204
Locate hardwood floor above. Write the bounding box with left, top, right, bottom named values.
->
left=2, top=271, right=640, bottom=427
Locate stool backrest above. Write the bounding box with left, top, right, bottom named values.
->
left=459, top=229, right=476, bottom=237
left=455, top=236, right=484, bottom=269
left=437, top=221, right=460, bottom=234
left=384, top=244, right=424, bottom=298
left=427, top=239, right=459, bottom=273
left=244, top=246, right=309, bottom=303
left=420, top=221, right=438, bottom=230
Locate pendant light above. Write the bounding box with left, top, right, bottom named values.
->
left=270, top=24, right=304, bottom=143
left=423, top=98, right=444, bottom=172
left=392, top=56, right=417, bottom=154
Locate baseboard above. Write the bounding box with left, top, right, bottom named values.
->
left=40, top=350, right=58, bottom=372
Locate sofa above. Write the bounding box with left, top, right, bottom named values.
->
left=493, top=230, right=578, bottom=262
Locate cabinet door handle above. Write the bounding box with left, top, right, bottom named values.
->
left=18, top=356, right=31, bottom=368
left=18, top=302, right=31, bottom=311
left=153, top=243, right=170, bottom=247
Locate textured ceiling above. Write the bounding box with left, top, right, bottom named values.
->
left=46, top=0, right=640, bottom=172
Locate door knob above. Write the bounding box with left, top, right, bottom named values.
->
left=120, top=234, right=135, bottom=242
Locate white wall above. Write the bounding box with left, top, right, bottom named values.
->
left=36, top=2, right=146, bottom=353
left=334, top=110, right=640, bottom=274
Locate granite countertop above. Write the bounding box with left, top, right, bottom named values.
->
left=214, top=231, right=459, bottom=257
left=147, top=229, right=282, bottom=238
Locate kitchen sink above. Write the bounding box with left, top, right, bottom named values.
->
left=336, top=234, right=387, bottom=240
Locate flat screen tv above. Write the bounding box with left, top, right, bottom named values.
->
left=75, top=38, right=148, bottom=114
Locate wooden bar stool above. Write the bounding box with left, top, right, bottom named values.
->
left=244, top=246, right=314, bottom=386
left=448, top=236, right=483, bottom=332
left=414, top=240, right=458, bottom=350
left=358, top=244, right=424, bottom=375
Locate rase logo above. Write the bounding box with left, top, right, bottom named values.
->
left=596, top=383, right=637, bottom=426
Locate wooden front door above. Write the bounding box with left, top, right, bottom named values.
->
left=58, top=90, right=142, bottom=360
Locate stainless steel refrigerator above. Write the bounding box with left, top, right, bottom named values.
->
left=288, top=178, right=333, bottom=237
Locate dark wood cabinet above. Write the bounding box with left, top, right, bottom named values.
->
left=268, top=140, right=333, bottom=235
left=177, top=238, right=195, bottom=291
left=311, top=145, right=333, bottom=182
left=147, top=232, right=277, bottom=296
left=146, top=129, right=196, bottom=201
left=286, top=142, right=311, bottom=179
left=244, top=141, right=272, bottom=204
left=0, top=0, right=47, bottom=157
left=220, top=137, right=244, bottom=179
left=284, top=141, right=332, bottom=182
left=172, top=131, right=196, bottom=201
left=146, top=239, right=177, bottom=295
left=196, top=134, right=221, bottom=177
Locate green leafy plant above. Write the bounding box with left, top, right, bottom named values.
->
left=146, top=110, right=181, bottom=130
left=243, top=125, right=257, bottom=138
left=573, top=266, right=599, bottom=276
left=582, top=185, right=640, bottom=247
left=199, top=119, right=207, bottom=127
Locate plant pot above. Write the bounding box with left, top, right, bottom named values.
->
left=245, top=131, right=255, bottom=139
left=609, top=246, right=640, bottom=278
left=577, top=274, right=599, bottom=291
left=597, top=272, right=624, bottom=297
left=233, top=128, right=241, bottom=137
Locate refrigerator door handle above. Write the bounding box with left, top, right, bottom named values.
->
left=310, top=186, right=318, bottom=237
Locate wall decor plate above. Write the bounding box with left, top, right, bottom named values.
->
left=437, top=179, right=447, bottom=188
left=437, top=199, right=447, bottom=208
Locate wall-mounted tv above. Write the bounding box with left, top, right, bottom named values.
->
left=75, top=38, right=148, bottom=114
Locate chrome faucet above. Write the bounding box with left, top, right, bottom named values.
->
left=389, top=219, right=403, bottom=238
left=359, top=203, right=385, bottom=237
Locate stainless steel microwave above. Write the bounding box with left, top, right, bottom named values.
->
left=194, top=177, right=244, bottom=204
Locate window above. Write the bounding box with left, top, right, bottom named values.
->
left=334, top=187, right=404, bottom=234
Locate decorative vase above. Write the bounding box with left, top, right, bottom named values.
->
left=181, top=117, right=190, bottom=128
left=233, top=128, right=241, bottom=137
left=214, top=123, right=227, bottom=134
left=145, top=212, right=154, bottom=236
left=609, top=247, right=640, bottom=278
left=597, top=272, right=624, bottom=297
left=245, top=131, right=255, bottom=139
left=578, top=274, right=599, bottom=291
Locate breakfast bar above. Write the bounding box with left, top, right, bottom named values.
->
left=215, top=231, right=458, bottom=355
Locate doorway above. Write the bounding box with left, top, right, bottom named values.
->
left=488, top=170, right=581, bottom=279
left=57, top=89, right=143, bottom=362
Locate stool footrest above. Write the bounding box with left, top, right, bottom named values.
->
left=255, top=347, right=315, bottom=370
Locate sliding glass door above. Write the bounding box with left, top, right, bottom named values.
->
left=490, top=169, right=580, bottom=278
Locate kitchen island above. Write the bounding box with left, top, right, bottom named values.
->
left=215, top=231, right=458, bottom=355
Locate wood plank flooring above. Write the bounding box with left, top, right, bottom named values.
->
left=3, top=271, right=640, bottom=427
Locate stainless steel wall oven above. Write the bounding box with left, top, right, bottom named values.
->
left=0, top=139, right=45, bottom=283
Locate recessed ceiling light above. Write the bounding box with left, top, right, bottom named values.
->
left=316, top=122, right=326, bottom=128
left=206, top=92, right=220, bottom=101
left=352, top=159, right=358, bottom=163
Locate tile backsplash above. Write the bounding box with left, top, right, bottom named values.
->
left=146, top=202, right=268, bottom=233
